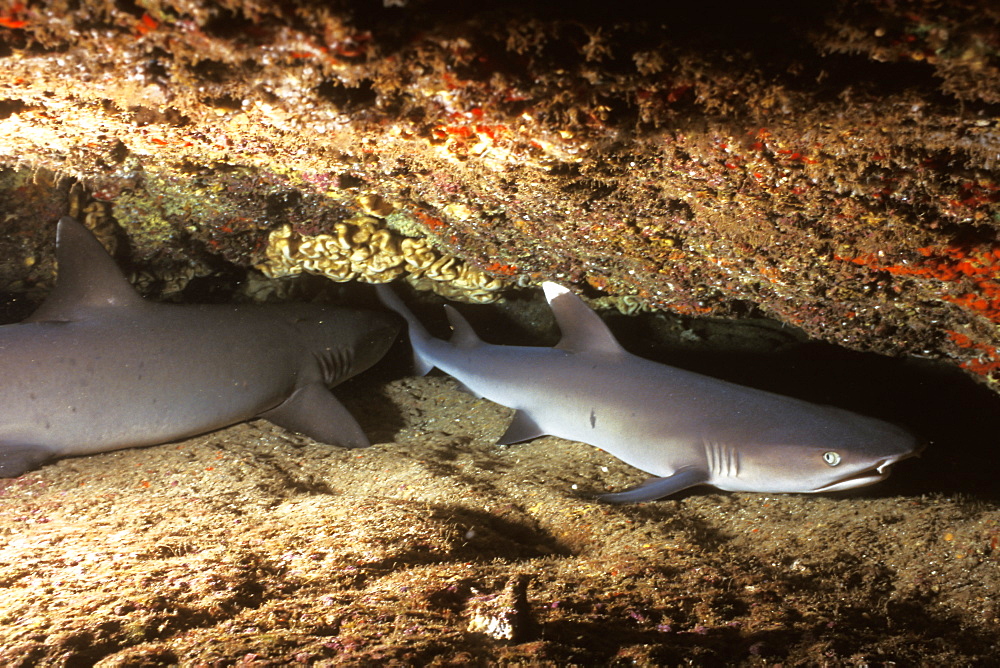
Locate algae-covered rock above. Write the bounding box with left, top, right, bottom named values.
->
left=2, top=0, right=999, bottom=389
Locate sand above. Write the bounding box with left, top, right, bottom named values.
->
left=2, top=293, right=999, bottom=665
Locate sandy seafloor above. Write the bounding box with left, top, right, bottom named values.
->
left=1, top=291, right=999, bottom=667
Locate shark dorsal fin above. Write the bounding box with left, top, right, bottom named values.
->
left=25, top=217, right=144, bottom=323
left=444, top=305, right=482, bottom=348
left=543, top=282, right=624, bottom=355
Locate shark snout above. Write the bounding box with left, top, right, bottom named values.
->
left=349, top=311, right=401, bottom=372
left=877, top=447, right=915, bottom=474
left=815, top=447, right=917, bottom=493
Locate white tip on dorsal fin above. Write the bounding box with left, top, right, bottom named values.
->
left=443, top=304, right=481, bottom=348
left=542, top=282, right=624, bottom=355
left=24, top=217, right=145, bottom=323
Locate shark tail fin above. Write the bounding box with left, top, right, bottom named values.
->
left=374, top=284, right=435, bottom=375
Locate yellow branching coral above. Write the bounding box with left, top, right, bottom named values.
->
left=257, top=214, right=507, bottom=303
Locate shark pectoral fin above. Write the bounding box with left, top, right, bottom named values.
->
left=259, top=383, right=371, bottom=449
left=497, top=410, right=545, bottom=445
left=1, top=443, right=57, bottom=478
left=597, top=466, right=709, bottom=504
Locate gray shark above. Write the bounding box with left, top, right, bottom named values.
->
left=0, top=217, right=399, bottom=478
left=377, top=282, right=919, bottom=502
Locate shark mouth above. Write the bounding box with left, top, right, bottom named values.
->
left=813, top=456, right=905, bottom=493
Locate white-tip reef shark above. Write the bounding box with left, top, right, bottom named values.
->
left=0, top=217, right=399, bottom=478
left=377, top=282, right=919, bottom=503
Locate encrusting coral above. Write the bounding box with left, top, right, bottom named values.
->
left=258, top=213, right=507, bottom=303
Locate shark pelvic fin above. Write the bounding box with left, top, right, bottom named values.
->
left=497, top=410, right=546, bottom=445
left=542, top=282, right=624, bottom=355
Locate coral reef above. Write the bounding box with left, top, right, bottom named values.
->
left=258, top=213, right=507, bottom=303
left=0, top=0, right=998, bottom=393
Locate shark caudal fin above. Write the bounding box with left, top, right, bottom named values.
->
left=374, top=284, right=435, bottom=375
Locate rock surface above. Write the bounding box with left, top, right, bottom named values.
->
left=1, top=0, right=999, bottom=389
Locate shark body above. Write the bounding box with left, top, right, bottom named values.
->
left=377, top=282, right=918, bottom=502
left=0, top=217, right=398, bottom=478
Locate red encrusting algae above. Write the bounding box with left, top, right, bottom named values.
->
left=836, top=244, right=1000, bottom=379
left=836, top=244, right=1000, bottom=324
left=946, top=330, right=1000, bottom=377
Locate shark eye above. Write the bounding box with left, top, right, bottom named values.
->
left=823, top=451, right=842, bottom=467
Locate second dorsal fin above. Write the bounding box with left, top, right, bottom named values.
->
left=444, top=305, right=482, bottom=348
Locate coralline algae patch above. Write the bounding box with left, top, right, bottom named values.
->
left=257, top=213, right=507, bottom=303
left=836, top=244, right=1000, bottom=382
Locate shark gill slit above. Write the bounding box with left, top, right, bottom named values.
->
left=317, top=347, right=352, bottom=384
left=706, top=440, right=740, bottom=478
